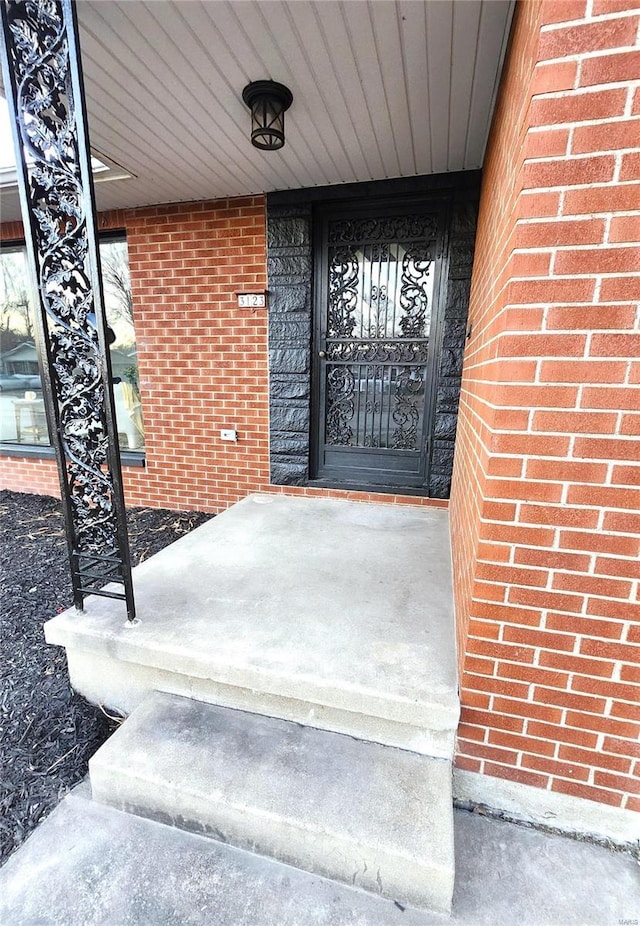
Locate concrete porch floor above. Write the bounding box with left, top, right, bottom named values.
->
left=45, top=494, right=459, bottom=757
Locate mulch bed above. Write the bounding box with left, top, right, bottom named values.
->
left=0, top=489, right=212, bottom=867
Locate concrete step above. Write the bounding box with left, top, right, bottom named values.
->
left=45, top=494, right=459, bottom=759
left=89, top=691, right=455, bottom=914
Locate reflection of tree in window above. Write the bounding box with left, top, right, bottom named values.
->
left=0, top=237, right=145, bottom=451
left=102, top=240, right=134, bottom=328
left=1, top=249, right=33, bottom=348
left=101, top=239, right=145, bottom=450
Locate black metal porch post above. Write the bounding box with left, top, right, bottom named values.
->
left=0, top=0, right=135, bottom=621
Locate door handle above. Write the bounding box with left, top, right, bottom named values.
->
left=318, top=350, right=326, bottom=358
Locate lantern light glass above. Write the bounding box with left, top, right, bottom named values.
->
left=242, top=80, right=293, bottom=151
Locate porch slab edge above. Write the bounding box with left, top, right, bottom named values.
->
left=45, top=493, right=460, bottom=750
left=64, top=647, right=456, bottom=758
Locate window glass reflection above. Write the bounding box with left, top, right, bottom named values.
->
left=0, top=237, right=144, bottom=451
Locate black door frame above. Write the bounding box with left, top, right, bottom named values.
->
left=309, top=192, right=452, bottom=493
left=266, top=170, right=480, bottom=499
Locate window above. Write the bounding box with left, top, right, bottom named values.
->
left=0, top=236, right=145, bottom=452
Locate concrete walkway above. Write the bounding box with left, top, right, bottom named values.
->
left=1, top=784, right=637, bottom=926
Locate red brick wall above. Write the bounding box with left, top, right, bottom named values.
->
left=1, top=198, right=271, bottom=511
left=1, top=198, right=448, bottom=513
left=450, top=0, right=547, bottom=673
left=451, top=0, right=640, bottom=814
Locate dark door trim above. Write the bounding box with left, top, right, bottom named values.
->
left=310, top=193, right=451, bottom=492
left=266, top=171, right=480, bottom=498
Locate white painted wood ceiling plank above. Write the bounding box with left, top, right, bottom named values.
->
left=108, top=1, right=257, bottom=191
left=341, top=0, right=401, bottom=180
left=312, top=3, right=386, bottom=180
left=79, top=64, right=210, bottom=203
left=425, top=1, right=453, bottom=175
left=287, top=1, right=371, bottom=182
left=448, top=0, right=482, bottom=172
left=79, top=6, right=238, bottom=195
left=369, top=0, right=416, bottom=177
left=398, top=0, right=432, bottom=176
left=79, top=12, right=197, bottom=200
left=464, top=0, right=516, bottom=169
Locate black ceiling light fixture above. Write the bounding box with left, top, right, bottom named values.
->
left=242, top=80, right=293, bottom=151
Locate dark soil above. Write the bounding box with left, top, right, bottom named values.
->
left=0, top=489, right=212, bottom=867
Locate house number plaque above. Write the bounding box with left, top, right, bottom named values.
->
left=237, top=292, right=267, bottom=309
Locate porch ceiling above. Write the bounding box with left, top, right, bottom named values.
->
left=0, top=0, right=513, bottom=223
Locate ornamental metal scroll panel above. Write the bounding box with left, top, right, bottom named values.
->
left=324, top=234, right=435, bottom=453
left=0, top=0, right=135, bottom=620
left=327, top=214, right=439, bottom=244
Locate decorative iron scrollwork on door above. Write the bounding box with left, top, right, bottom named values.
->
left=327, top=214, right=439, bottom=244
left=0, top=0, right=135, bottom=620
left=322, top=220, right=436, bottom=456
left=327, top=247, right=359, bottom=339
left=326, top=366, right=355, bottom=445
left=392, top=368, right=424, bottom=450
left=398, top=246, right=432, bottom=338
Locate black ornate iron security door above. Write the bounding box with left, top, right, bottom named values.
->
left=313, top=203, right=447, bottom=489
left=0, top=0, right=135, bottom=619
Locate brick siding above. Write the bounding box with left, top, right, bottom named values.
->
left=0, top=198, right=448, bottom=513
left=450, top=0, right=640, bottom=813
left=1, top=198, right=271, bottom=511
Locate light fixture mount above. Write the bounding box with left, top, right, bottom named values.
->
left=242, top=80, right=293, bottom=151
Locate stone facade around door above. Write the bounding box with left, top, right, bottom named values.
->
left=266, top=203, right=314, bottom=488
left=266, top=173, right=480, bottom=498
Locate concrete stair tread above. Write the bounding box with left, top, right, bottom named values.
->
left=89, top=691, right=455, bottom=912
